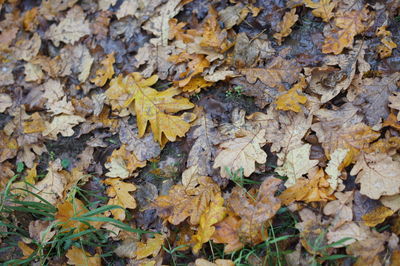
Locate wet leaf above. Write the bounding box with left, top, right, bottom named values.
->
left=362, top=206, right=394, bottom=227
left=304, top=0, right=336, bottom=22
left=275, top=77, right=308, bottom=112
left=273, top=8, right=298, bottom=45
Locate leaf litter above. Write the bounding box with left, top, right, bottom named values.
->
left=0, top=0, right=400, bottom=265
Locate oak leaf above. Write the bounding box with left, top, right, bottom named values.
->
left=227, top=178, right=281, bottom=245
left=273, top=8, right=298, bottom=45
left=0, top=131, right=18, bottom=163
left=135, top=234, right=165, bottom=260
left=362, top=206, right=394, bottom=227
left=0, top=93, right=12, bottom=113
left=105, top=145, right=146, bottom=179
left=153, top=176, right=220, bottom=225
left=18, top=242, right=35, bottom=259
left=322, top=7, right=369, bottom=54
left=275, top=76, right=307, bottom=112
left=169, top=53, right=210, bottom=87
left=91, top=52, right=115, bottom=87
left=351, top=153, right=400, bottom=199
left=323, top=191, right=353, bottom=229
left=376, top=26, right=397, bottom=59
left=213, top=129, right=267, bottom=178
left=195, top=259, right=235, bottom=266
left=211, top=213, right=244, bottom=253
left=304, top=0, right=336, bottom=22
left=192, top=193, right=226, bottom=253
left=104, top=178, right=137, bottom=221
left=275, top=144, right=318, bottom=187
left=279, top=168, right=334, bottom=205
left=45, top=6, right=90, bottom=47
left=66, top=246, right=101, bottom=266
left=325, top=148, right=348, bottom=190
left=43, top=115, right=85, bottom=139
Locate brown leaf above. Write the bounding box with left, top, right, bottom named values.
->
left=211, top=212, right=244, bottom=253
left=104, top=178, right=137, bottom=221
left=304, top=0, right=336, bottom=22
left=323, top=191, right=353, bottom=229
left=227, top=178, right=281, bottom=245
left=66, top=246, right=101, bottom=266
left=91, top=52, right=115, bottom=87
left=362, top=206, right=394, bottom=227
left=135, top=234, right=165, bottom=260
left=273, top=8, right=298, bottom=45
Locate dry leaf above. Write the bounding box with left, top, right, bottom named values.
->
left=105, top=145, right=146, bottom=179
left=273, top=8, right=298, bottom=45
left=153, top=176, right=220, bottom=225
left=104, top=178, right=137, bottom=221
left=351, top=153, right=400, bottom=199
left=135, top=234, right=165, bottom=260
left=323, top=191, right=353, bottom=229
left=66, top=246, right=101, bottom=266
left=325, top=148, right=348, bottom=190
left=91, top=52, right=115, bottom=87
left=212, top=213, right=244, bottom=253
left=275, top=76, right=308, bottom=112
left=304, top=0, right=336, bottom=22
left=275, top=144, right=318, bottom=187
left=227, top=178, right=281, bottom=245
left=0, top=93, right=12, bottom=113
left=362, top=206, right=394, bottom=227
left=192, top=193, right=226, bottom=253
left=45, top=6, right=90, bottom=47
left=43, top=115, right=85, bottom=139
left=213, top=129, right=267, bottom=178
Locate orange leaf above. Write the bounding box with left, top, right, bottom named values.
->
left=18, top=242, right=35, bottom=259
left=362, top=206, right=394, bottom=227
left=104, top=178, right=137, bottom=221
left=304, top=0, right=336, bottom=22
left=275, top=77, right=307, bottom=112
left=91, top=52, right=115, bottom=87
left=135, top=234, right=165, bottom=260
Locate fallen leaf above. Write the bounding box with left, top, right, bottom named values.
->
left=105, top=145, right=146, bottom=179
left=323, top=191, right=353, bottom=229
left=322, top=7, right=369, bottom=54
left=362, top=206, right=394, bottom=227
left=104, top=178, right=137, bottom=221
left=304, top=0, right=336, bottom=22
left=135, top=234, right=165, bottom=260
left=213, top=129, right=267, bottom=178
left=275, top=76, right=308, bottom=112
left=45, top=6, right=91, bottom=47
left=275, top=144, right=319, bottom=187
left=0, top=93, right=12, bottom=112
left=351, top=153, right=400, bottom=199
left=227, top=178, right=281, bottom=245
left=273, top=8, right=298, bottom=45
left=192, top=193, right=226, bottom=253
left=195, top=258, right=235, bottom=266
left=0, top=131, right=18, bottom=162
left=18, top=241, right=35, bottom=259
left=66, top=246, right=101, bottom=266
left=153, top=176, right=220, bottom=225
left=91, top=52, right=115, bottom=87
left=211, top=212, right=244, bottom=253
left=325, top=148, right=348, bottom=190
left=42, top=115, right=85, bottom=139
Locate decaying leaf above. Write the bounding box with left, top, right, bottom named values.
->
left=153, top=176, right=220, bottom=226
left=91, top=52, right=115, bottom=87
left=275, top=76, right=308, bottom=112
left=275, top=144, right=318, bottom=187
left=273, top=8, right=298, bottom=45
left=213, top=129, right=267, bottom=178
left=351, top=153, right=400, bottom=200
left=227, top=178, right=281, bottom=245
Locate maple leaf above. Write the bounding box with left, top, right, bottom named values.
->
left=362, top=206, right=394, bottom=227
left=91, top=52, right=115, bottom=87
left=351, top=153, right=400, bottom=200
left=192, top=193, right=226, bottom=253
left=106, top=73, right=195, bottom=145
left=273, top=8, right=298, bottom=45
left=213, top=129, right=267, bottom=178
left=66, top=246, right=101, bottom=266
left=153, top=176, right=220, bottom=225
left=322, top=7, right=369, bottom=54
left=135, top=234, right=165, bottom=260
left=275, top=77, right=307, bottom=112
left=275, top=144, right=318, bottom=187
left=227, top=178, right=281, bottom=245
left=104, top=178, right=137, bottom=221
left=304, top=0, right=336, bottom=22
left=45, top=6, right=91, bottom=47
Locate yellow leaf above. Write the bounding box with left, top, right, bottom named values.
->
left=376, top=26, right=397, bottom=59
left=303, top=0, right=336, bottom=22
left=23, top=112, right=46, bottom=134
left=275, top=77, right=307, bottom=112
left=362, top=206, right=394, bottom=227
left=18, top=241, right=34, bottom=259
left=106, top=73, right=195, bottom=145
left=0, top=131, right=18, bottom=162
left=192, top=193, right=226, bottom=253
left=56, top=199, right=89, bottom=233
left=104, top=178, right=137, bottom=221
left=169, top=53, right=210, bottom=87
left=200, top=7, right=230, bottom=52
left=322, top=8, right=369, bottom=54
left=168, top=18, right=193, bottom=43
left=66, top=246, right=101, bottom=266
left=135, top=234, right=165, bottom=260
left=181, top=76, right=213, bottom=93
left=213, top=129, right=267, bottom=178
left=91, top=52, right=115, bottom=86
left=273, top=8, right=298, bottom=45
left=211, top=212, right=244, bottom=253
